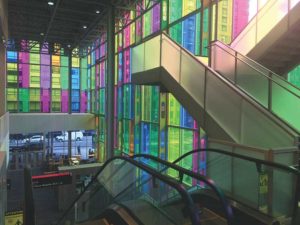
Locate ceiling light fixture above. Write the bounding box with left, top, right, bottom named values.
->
left=48, top=1, right=54, bottom=6
left=67, top=44, right=71, bottom=48
left=40, top=32, right=44, bottom=36
left=83, top=25, right=87, bottom=29
left=96, top=10, right=100, bottom=14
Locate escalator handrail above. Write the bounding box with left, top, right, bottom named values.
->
left=172, top=148, right=300, bottom=176
left=55, top=156, right=200, bottom=225
left=210, top=40, right=300, bottom=98
left=132, top=154, right=235, bottom=225
left=171, top=148, right=300, bottom=220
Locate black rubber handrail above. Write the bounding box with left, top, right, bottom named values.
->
left=171, top=148, right=300, bottom=220
left=132, top=154, right=235, bottom=225
left=55, top=156, right=200, bottom=225
left=172, top=148, right=300, bottom=175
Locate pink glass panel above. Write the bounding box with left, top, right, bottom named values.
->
left=95, top=64, right=100, bottom=89
left=124, top=49, right=130, bottom=83
left=41, top=89, right=50, bottom=112
left=41, top=65, right=50, bottom=89
left=80, top=91, right=87, bottom=113
left=61, top=90, right=69, bottom=113
left=19, top=63, right=29, bottom=88
left=100, top=62, right=105, bottom=88
left=233, top=0, right=250, bottom=38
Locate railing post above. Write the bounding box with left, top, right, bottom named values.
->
left=234, top=51, right=238, bottom=84
left=268, top=72, right=273, bottom=111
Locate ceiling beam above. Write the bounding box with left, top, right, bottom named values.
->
left=43, top=0, right=62, bottom=44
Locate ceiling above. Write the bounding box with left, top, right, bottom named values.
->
left=8, top=0, right=146, bottom=54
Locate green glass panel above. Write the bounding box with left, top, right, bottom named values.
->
left=134, top=124, right=140, bottom=154
left=151, top=86, right=159, bottom=123
left=288, top=65, right=300, bottom=88
left=150, top=124, right=159, bottom=157
left=81, top=68, right=87, bottom=90
left=99, top=88, right=105, bottom=115
left=195, top=12, right=201, bottom=55
left=168, top=94, right=180, bottom=126
left=123, top=84, right=132, bottom=119
left=19, top=88, right=29, bottom=112
left=60, top=67, right=69, bottom=89
left=135, top=85, right=141, bottom=120
left=170, top=23, right=182, bottom=44
left=142, top=86, right=151, bottom=121
left=30, top=53, right=40, bottom=64
left=61, top=56, right=69, bottom=67
left=123, top=119, right=130, bottom=154
left=169, top=0, right=182, bottom=23
left=143, top=10, right=151, bottom=38
left=161, top=0, right=168, bottom=29
left=167, top=127, right=180, bottom=177
left=202, top=8, right=209, bottom=56
left=91, top=66, right=95, bottom=90
left=181, top=129, right=193, bottom=185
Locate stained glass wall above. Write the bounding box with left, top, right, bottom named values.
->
left=6, top=0, right=258, bottom=171
left=6, top=43, right=89, bottom=113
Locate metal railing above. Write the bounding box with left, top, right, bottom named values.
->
left=211, top=40, right=300, bottom=133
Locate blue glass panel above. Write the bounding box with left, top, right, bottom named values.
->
left=183, top=15, right=196, bottom=53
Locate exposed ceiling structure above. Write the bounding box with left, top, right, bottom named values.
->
left=8, top=0, right=155, bottom=54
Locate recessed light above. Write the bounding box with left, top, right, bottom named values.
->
left=96, top=10, right=100, bottom=14
left=83, top=25, right=87, bottom=29
left=40, top=32, right=44, bottom=36
left=48, top=1, right=54, bottom=6
left=67, top=44, right=71, bottom=48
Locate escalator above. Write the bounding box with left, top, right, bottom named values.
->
left=131, top=33, right=299, bottom=149
left=210, top=40, right=300, bottom=133
left=132, top=150, right=300, bottom=225
left=54, top=156, right=201, bottom=225
left=230, top=0, right=300, bottom=74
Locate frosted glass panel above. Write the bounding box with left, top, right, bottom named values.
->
left=161, top=37, right=181, bottom=82
left=144, top=35, right=161, bottom=70
left=236, top=59, right=269, bottom=107
left=206, top=71, right=242, bottom=142
left=180, top=52, right=205, bottom=107
left=131, top=43, right=145, bottom=73
left=211, top=43, right=236, bottom=82
left=271, top=83, right=300, bottom=131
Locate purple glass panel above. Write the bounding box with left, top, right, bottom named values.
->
left=152, top=4, right=161, bottom=33
left=61, top=90, right=69, bottom=113
left=80, top=91, right=87, bottom=113
left=41, top=89, right=50, bottom=112
left=41, top=43, right=49, bottom=54
left=100, top=62, right=105, bottom=88
left=95, top=47, right=100, bottom=60
left=40, top=65, right=51, bottom=89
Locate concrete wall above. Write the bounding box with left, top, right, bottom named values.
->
left=9, top=113, right=96, bottom=134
